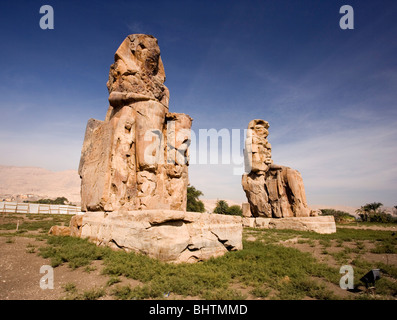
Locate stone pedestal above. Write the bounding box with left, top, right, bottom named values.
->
left=242, top=216, right=336, bottom=234
left=242, top=202, right=251, bottom=217
left=70, top=210, right=243, bottom=263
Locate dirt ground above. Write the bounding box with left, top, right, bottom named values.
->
left=0, top=234, right=203, bottom=300
left=0, top=236, right=111, bottom=300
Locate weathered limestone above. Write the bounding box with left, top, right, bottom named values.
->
left=242, top=202, right=251, bottom=217
left=242, top=119, right=311, bottom=218
left=78, top=34, right=192, bottom=212
left=242, top=165, right=311, bottom=218
left=71, top=210, right=242, bottom=263
left=70, top=215, right=83, bottom=237
left=48, top=225, right=71, bottom=236
left=242, top=216, right=336, bottom=234
left=242, top=119, right=336, bottom=233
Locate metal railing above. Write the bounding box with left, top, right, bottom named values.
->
left=0, top=201, right=82, bottom=215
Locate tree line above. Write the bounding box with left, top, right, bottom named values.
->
left=186, top=186, right=243, bottom=216
left=24, top=197, right=71, bottom=205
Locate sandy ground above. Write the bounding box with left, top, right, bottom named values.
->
left=0, top=236, right=113, bottom=300
left=1, top=221, right=396, bottom=300
left=338, top=225, right=397, bottom=231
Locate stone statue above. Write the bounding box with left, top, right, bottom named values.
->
left=242, top=119, right=311, bottom=218
left=79, top=34, right=192, bottom=212
left=52, top=34, right=244, bottom=263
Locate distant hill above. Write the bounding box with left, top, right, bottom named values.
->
left=0, top=165, right=81, bottom=203
left=310, top=204, right=396, bottom=218
left=309, top=204, right=359, bottom=216
left=0, top=165, right=394, bottom=216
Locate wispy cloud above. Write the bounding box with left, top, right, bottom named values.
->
left=272, top=120, right=397, bottom=206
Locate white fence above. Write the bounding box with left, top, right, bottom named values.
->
left=0, top=202, right=83, bottom=215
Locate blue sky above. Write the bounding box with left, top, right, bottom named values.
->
left=0, top=0, right=396, bottom=206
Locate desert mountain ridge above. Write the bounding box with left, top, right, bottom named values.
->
left=0, top=165, right=81, bottom=203
left=1, top=165, right=393, bottom=216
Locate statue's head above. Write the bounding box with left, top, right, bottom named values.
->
left=248, top=119, right=269, bottom=138
left=107, top=34, right=168, bottom=104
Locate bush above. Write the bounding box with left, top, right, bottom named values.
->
left=39, top=236, right=107, bottom=268
left=227, top=205, right=243, bottom=216
left=355, top=202, right=396, bottom=223
left=25, top=197, right=69, bottom=205
left=213, top=200, right=243, bottom=216
left=368, top=212, right=396, bottom=223
left=186, top=186, right=205, bottom=213
left=213, top=200, right=229, bottom=215
left=320, top=209, right=355, bottom=223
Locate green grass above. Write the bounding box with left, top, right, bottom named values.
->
left=38, top=236, right=107, bottom=268
left=0, top=214, right=72, bottom=233
left=371, top=239, right=397, bottom=254
left=3, top=214, right=395, bottom=300
left=350, top=258, right=397, bottom=297
left=250, top=286, right=271, bottom=298
left=62, top=287, right=106, bottom=300
left=38, top=234, right=341, bottom=300
left=345, top=221, right=397, bottom=228
left=106, top=276, right=121, bottom=287
left=319, top=239, right=332, bottom=248
left=329, top=248, right=353, bottom=264
left=63, top=282, right=77, bottom=293
left=247, top=227, right=397, bottom=255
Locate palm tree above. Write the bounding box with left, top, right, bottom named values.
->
left=213, top=200, right=229, bottom=215
left=356, top=202, right=385, bottom=222
left=355, top=206, right=368, bottom=222
left=186, top=185, right=205, bottom=213
left=363, top=202, right=383, bottom=213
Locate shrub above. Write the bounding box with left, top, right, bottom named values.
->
left=227, top=205, right=243, bottom=216
left=25, top=197, right=70, bottom=205
left=369, top=212, right=396, bottom=223
left=355, top=202, right=396, bottom=223
left=213, top=200, right=229, bottom=215
left=186, top=186, right=205, bottom=212
left=320, top=209, right=355, bottom=223
left=213, top=200, right=243, bottom=216
left=39, top=236, right=107, bottom=268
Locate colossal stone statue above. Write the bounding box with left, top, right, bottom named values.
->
left=242, top=119, right=311, bottom=218
left=58, top=34, right=243, bottom=263
left=79, top=34, right=192, bottom=212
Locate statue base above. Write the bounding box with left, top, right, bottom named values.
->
left=242, top=216, right=336, bottom=234
left=59, top=210, right=243, bottom=263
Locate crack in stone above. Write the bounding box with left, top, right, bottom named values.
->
left=110, top=238, right=127, bottom=250
left=148, top=219, right=192, bottom=228
left=179, top=242, right=203, bottom=262
left=210, top=230, right=234, bottom=251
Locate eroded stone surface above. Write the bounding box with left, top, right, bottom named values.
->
left=242, top=119, right=311, bottom=218
left=79, top=34, right=192, bottom=212
left=74, top=210, right=243, bottom=263
left=242, top=216, right=336, bottom=234
left=48, top=225, right=71, bottom=236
